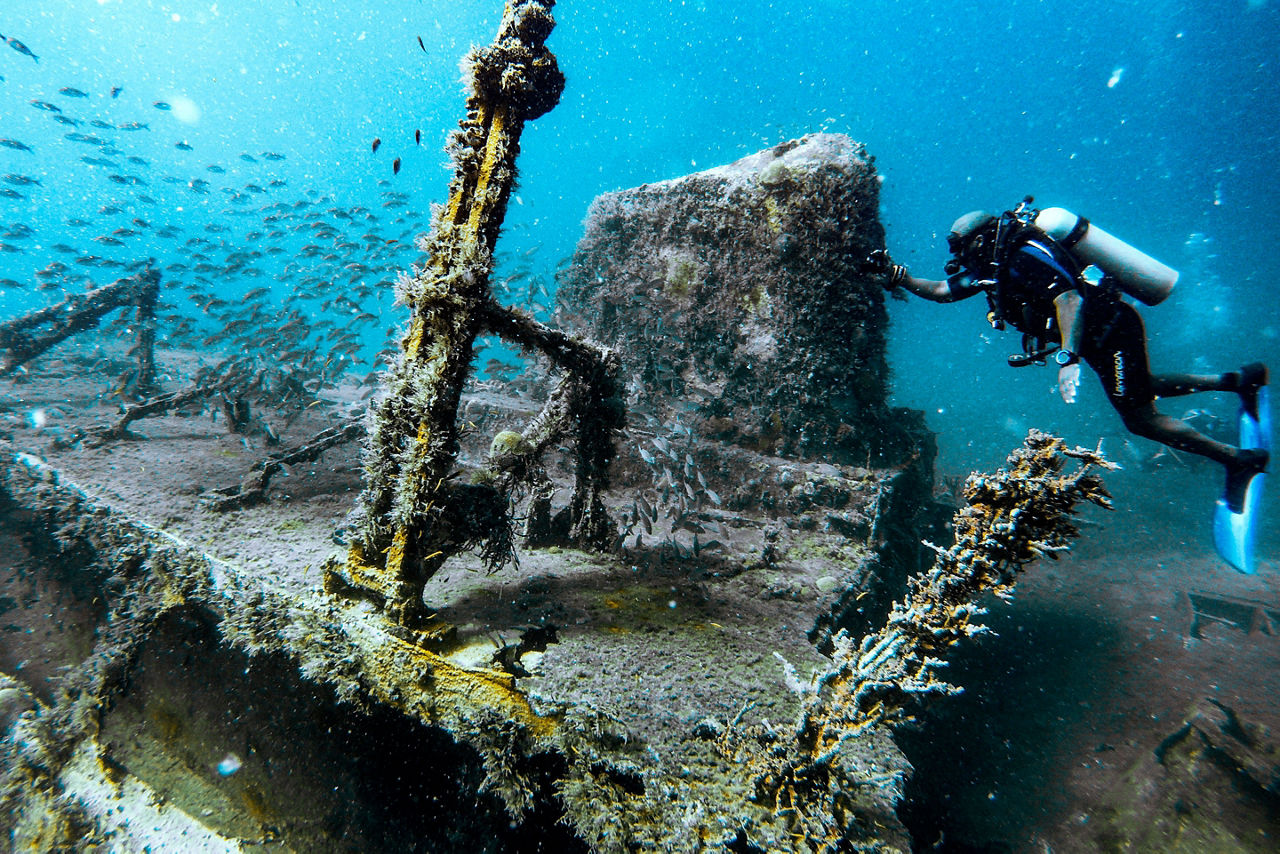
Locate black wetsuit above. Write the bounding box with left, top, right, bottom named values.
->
left=945, top=230, right=1151, bottom=403
left=944, top=229, right=1245, bottom=469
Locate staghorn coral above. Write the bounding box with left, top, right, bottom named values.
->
left=716, top=430, right=1115, bottom=851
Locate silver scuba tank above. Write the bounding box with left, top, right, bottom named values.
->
left=1034, top=206, right=1178, bottom=305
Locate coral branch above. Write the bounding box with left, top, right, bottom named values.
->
left=718, top=430, right=1114, bottom=850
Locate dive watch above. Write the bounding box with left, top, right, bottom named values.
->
left=1054, top=349, right=1079, bottom=366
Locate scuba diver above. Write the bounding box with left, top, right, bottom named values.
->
left=865, top=197, right=1269, bottom=516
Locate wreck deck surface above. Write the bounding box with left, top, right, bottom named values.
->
left=0, top=347, right=920, bottom=851
left=4, top=347, right=1280, bottom=852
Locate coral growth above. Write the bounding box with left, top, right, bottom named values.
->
left=715, top=430, right=1114, bottom=850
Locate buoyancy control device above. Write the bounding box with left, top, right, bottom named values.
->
left=1033, top=205, right=1178, bottom=305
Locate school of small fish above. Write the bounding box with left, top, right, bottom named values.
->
left=0, top=31, right=554, bottom=404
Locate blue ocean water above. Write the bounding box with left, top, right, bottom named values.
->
left=2, top=0, right=1277, bottom=503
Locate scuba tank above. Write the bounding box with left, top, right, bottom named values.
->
left=1034, top=206, right=1178, bottom=305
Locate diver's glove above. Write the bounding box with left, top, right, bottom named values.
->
left=861, top=249, right=909, bottom=291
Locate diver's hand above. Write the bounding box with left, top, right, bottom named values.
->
left=1058, top=363, right=1082, bottom=404
left=860, top=249, right=892, bottom=275
left=861, top=250, right=909, bottom=291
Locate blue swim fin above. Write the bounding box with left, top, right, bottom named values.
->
left=1213, top=386, right=1270, bottom=574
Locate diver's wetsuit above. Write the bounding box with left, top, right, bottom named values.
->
left=946, top=229, right=1245, bottom=467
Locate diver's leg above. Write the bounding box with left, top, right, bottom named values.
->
left=1118, top=403, right=1267, bottom=513
left=1117, top=403, right=1237, bottom=465
left=1234, top=362, right=1268, bottom=421
left=1150, top=373, right=1234, bottom=398
left=1116, top=404, right=1264, bottom=512
left=1151, top=362, right=1269, bottom=410
left=1083, top=303, right=1268, bottom=509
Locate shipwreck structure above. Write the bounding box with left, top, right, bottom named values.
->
left=13, top=2, right=1269, bottom=852
left=0, top=268, right=159, bottom=397
left=327, top=0, right=625, bottom=634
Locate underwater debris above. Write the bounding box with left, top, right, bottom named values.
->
left=330, top=0, right=623, bottom=630
left=77, top=361, right=252, bottom=447
left=0, top=268, right=159, bottom=396
left=715, top=430, right=1114, bottom=850
left=206, top=416, right=364, bottom=511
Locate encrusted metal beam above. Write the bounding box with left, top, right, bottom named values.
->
left=331, top=2, right=623, bottom=629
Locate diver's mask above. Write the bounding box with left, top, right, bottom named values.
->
left=944, top=228, right=994, bottom=277
left=943, top=210, right=998, bottom=277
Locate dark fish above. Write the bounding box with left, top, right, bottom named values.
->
left=3, top=174, right=40, bottom=186
left=51, top=115, right=82, bottom=126
left=152, top=101, right=171, bottom=111
left=67, top=218, right=91, bottom=227
left=80, top=156, right=118, bottom=167
left=371, top=137, right=381, bottom=154
left=239, top=153, right=257, bottom=163
left=93, top=235, right=126, bottom=246
left=262, top=152, right=285, bottom=161
left=58, top=87, right=89, bottom=98
left=90, top=119, right=116, bottom=129
left=175, top=140, right=193, bottom=150
left=392, top=157, right=401, bottom=175
left=415, top=129, right=421, bottom=145
left=116, top=121, right=149, bottom=131
left=107, top=174, right=147, bottom=186
left=65, top=132, right=108, bottom=145
left=110, top=86, right=123, bottom=98
left=5, top=37, right=38, bottom=63
left=99, top=205, right=123, bottom=214
left=417, top=35, right=426, bottom=52
left=0, top=279, right=24, bottom=289
left=29, top=100, right=61, bottom=112
left=137, top=194, right=157, bottom=204
left=0, top=189, right=25, bottom=200
left=206, top=164, right=225, bottom=173
left=126, top=155, right=149, bottom=166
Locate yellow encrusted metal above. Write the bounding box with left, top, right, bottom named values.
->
left=332, top=0, right=568, bottom=625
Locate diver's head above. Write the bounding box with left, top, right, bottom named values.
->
left=945, top=210, right=998, bottom=275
